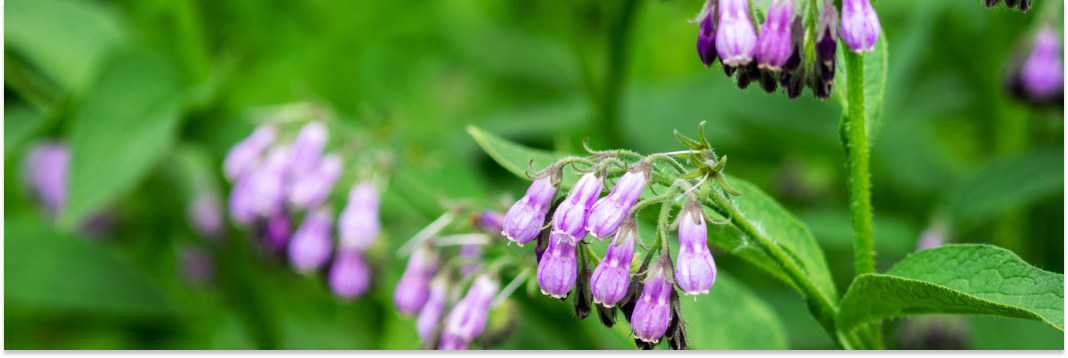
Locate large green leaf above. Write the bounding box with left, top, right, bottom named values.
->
left=680, top=271, right=789, bottom=349
left=5, top=217, right=178, bottom=316
left=60, top=48, right=183, bottom=229
left=943, top=150, right=1064, bottom=229
left=837, top=244, right=1064, bottom=333
left=4, top=106, right=48, bottom=161
left=468, top=125, right=837, bottom=306
left=834, top=30, right=889, bottom=145
left=5, top=0, right=129, bottom=92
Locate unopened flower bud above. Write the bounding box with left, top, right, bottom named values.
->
left=780, top=16, right=807, bottom=99
left=674, top=200, right=717, bottom=296
left=537, top=231, right=578, bottom=299
left=812, top=1, right=838, bottom=99
left=587, top=166, right=647, bottom=239
left=187, top=186, right=224, bottom=239
left=287, top=153, right=342, bottom=209
left=696, top=0, right=719, bottom=67
left=418, top=277, right=449, bottom=341
left=329, top=247, right=370, bottom=300
left=756, top=0, right=795, bottom=71
left=223, top=125, right=276, bottom=181
left=247, top=147, right=290, bottom=218
left=287, top=121, right=328, bottom=174
left=632, top=256, right=674, bottom=344
left=552, top=172, right=603, bottom=243
left=437, top=331, right=468, bottom=350
left=445, top=275, right=499, bottom=341
left=339, top=182, right=381, bottom=250
left=1020, top=27, right=1064, bottom=102
left=591, top=218, right=637, bottom=307
left=715, top=0, right=757, bottom=67
left=288, top=207, right=334, bottom=272
left=23, top=141, right=69, bottom=215
left=840, top=0, right=881, bottom=53
left=394, top=245, right=439, bottom=316
left=475, top=210, right=505, bottom=234
left=502, top=178, right=557, bottom=246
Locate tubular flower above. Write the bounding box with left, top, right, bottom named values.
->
left=287, top=153, right=342, bottom=209
left=840, top=0, right=882, bottom=53
left=328, top=247, right=371, bottom=300
left=288, top=207, right=334, bottom=272
left=812, top=1, right=838, bottom=98
left=715, top=0, right=757, bottom=67
left=23, top=141, right=69, bottom=215
left=537, top=231, right=579, bottom=298
left=223, top=125, right=276, bottom=181
left=502, top=177, right=557, bottom=246
left=228, top=176, right=256, bottom=225
left=695, top=0, right=719, bottom=67
left=187, top=185, right=224, bottom=239
left=1020, top=27, right=1064, bottom=101
left=339, top=182, right=381, bottom=250
left=247, top=147, right=290, bottom=218
left=287, top=121, right=328, bottom=175
left=445, top=275, right=499, bottom=341
left=590, top=218, right=637, bottom=307
left=755, top=0, right=795, bottom=71
left=438, top=331, right=468, bottom=350
left=417, top=276, right=449, bottom=341
left=631, top=256, right=674, bottom=344
left=551, top=172, right=604, bottom=243
left=394, top=245, right=439, bottom=316
left=674, top=200, right=717, bottom=296
left=586, top=165, right=647, bottom=239
left=475, top=210, right=505, bottom=234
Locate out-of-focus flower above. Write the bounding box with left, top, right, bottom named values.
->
left=187, top=185, right=224, bottom=239
left=178, top=245, right=214, bottom=287
left=287, top=121, right=328, bottom=175
left=24, top=141, right=69, bottom=215
left=587, top=166, right=647, bottom=240
left=674, top=200, right=716, bottom=296
left=840, top=0, right=882, bottom=53
left=287, top=153, right=342, bottom=209
left=417, top=276, right=449, bottom=341
left=247, top=147, right=290, bottom=218
left=394, top=245, right=439, bottom=316
left=1020, top=27, right=1064, bottom=102
left=715, top=0, right=757, bottom=67
left=591, top=218, right=637, bottom=307
left=223, top=125, right=277, bottom=181
left=262, top=214, right=292, bottom=256
left=288, top=207, right=334, bottom=272
left=445, top=275, right=499, bottom=342
left=459, top=244, right=482, bottom=278
left=438, top=331, right=468, bottom=350
left=329, top=247, right=371, bottom=300
left=502, top=178, right=557, bottom=246
left=537, top=231, right=578, bottom=299
left=551, top=172, right=603, bottom=243
left=475, top=210, right=505, bottom=234
left=339, top=182, right=381, bottom=250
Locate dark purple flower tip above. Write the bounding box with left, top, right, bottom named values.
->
left=24, top=141, right=69, bottom=215
left=475, top=210, right=505, bottom=234
left=632, top=256, right=674, bottom=343
left=247, top=147, right=290, bottom=218
left=696, top=0, right=719, bottom=67
left=287, top=121, right=328, bottom=175
left=339, top=182, right=381, bottom=250
left=394, top=245, right=439, bottom=315
left=674, top=201, right=716, bottom=296
left=437, top=331, right=468, bottom=350
left=287, top=153, right=342, bottom=210
left=756, top=0, right=795, bottom=71
left=224, top=125, right=277, bottom=181
left=586, top=169, right=646, bottom=240
left=263, top=214, right=292, bottom=255
left=591, top=219, right=637, bottom=307
left=502, top=178, right=557, bottom=246
left=984, top=0, right=1003, bottom=8
left=417, top=277, right=449, bottom=341
left=187, top=186, right=224, bottom=239
left=840, top=0, right=881, bottom=53
left=715, top=0, right=757, bottom=67
left=329, top=248, right=370, bottom=300
left=445, top=275, right=499, bottom=341
left=288, top=207, right=335, bottom=272
left=178, top=245, right=214, bottom=286
left=551, top=172, right=604, bottom=243
left=537, top=231, right=578, bottom=298
left=1021, top=27, right=1064, bottom=101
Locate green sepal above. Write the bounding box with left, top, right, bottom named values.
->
left=673, top=129, right=705, bottom=151
left=713, top=172, right=742, bottom=196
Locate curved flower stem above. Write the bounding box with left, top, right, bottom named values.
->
left=582, top=243, right=602, bottom=266
left=706, top=189, right=847, bottom=350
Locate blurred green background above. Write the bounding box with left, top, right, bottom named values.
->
left=4, top=0, right=1063, bottom=350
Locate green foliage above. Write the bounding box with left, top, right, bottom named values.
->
left=837, top=245, right=1064, bottom=333
left=944, top=150, right=1064, bottom=229
left=835, top=29, right=889, bottom=145
left=680, top=271, right=789, bottom=349
left=61, top=48, right=183, bottom=229
left=4, top=106, right=47, bottom=161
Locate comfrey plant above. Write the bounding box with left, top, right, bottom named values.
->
left=692, top=0, right=881, bottom=99
left=222, top=103, right=388, bottom=302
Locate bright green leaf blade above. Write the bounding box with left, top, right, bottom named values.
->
left=837, top=244, right=1064, bottom=333
left=60, top=48, right=183, bottom=229
left=4, top=106, right=48, bottom=160
left=468, top=125, right=838, bottom=307
left=5, top=0, right=129, bottom=91
left=5, top=217, right=178, bottom=316
left=681, top=271, right=789, bottom=349
left=944, top=150, right=1064, bottom=229
left=834, top=30, right=888, bottom=146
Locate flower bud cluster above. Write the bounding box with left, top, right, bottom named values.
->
left=693, top=0, right=882, bottom=99
left=223, top=120, right=382, bottom=301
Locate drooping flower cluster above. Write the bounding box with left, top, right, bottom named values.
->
left=694, top=0, right=881, bottom=99
left=223, top=119, right=382, bottom=301
left=1007, top=26, right=1064, bottom=105
left=498, top=123, right=739, bottom=349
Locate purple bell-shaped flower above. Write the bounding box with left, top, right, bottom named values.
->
left=537, top=231, right=578, bottom=298
left=339, top=182, right=381, bottom=250
left=586, top=165, right=648, bottom=239
left=394, top=245, right=439, bottom=316
left=288, top=207, right=334, bottom=272
left=674, top=200, right=717, bottom=296
left=502, top=177, right=557, bottom=246
left=590, top=217, right=637, bottom=307
left=328, top=247, right=370, bottom=300
left=631, top=256, right=674, bottom=344
left=715, top=0, right=757, bottom=67
left=551, top=172, right=603, bottom=243
left=840, top=0, right=882, bottom=53
left=755, top=0, right=795, bottom=71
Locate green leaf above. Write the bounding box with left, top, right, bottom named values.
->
left=5, top=217, right=178, bottom=316
left=4, top=106, right=48, bottom=161
left=837, top=244, right=1064, bottom=333
left=468, top=124, right=838, bottom=307
left=681, top=271, right=789, bottom=349
left=944, top=150, right=1064, bottom=229
left=60, top=48, right=183, bottom=230
left=834, top=30, right=888, bottom=146
left=5, top=0, right=129, bottom=92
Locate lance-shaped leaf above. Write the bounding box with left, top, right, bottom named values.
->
left=837, top=244, right=1064, bottom=333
